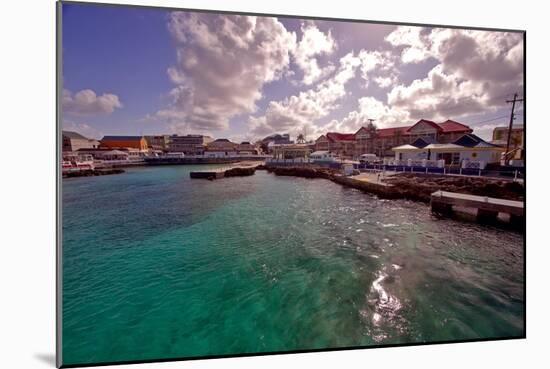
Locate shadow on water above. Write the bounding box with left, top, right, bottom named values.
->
left=34, top=353, right=56, bottom=367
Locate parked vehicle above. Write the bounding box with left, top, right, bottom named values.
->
left=359, top=153, right=381, bottom=164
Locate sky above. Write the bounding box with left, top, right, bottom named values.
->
left=61, top=3, right=524, bottom=142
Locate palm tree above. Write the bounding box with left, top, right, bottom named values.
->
left=296, top=133, right=306, bottom=144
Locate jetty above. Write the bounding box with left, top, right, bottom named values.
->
left=190, top=163, right=259, bottom=180
left=430, top=190, right=524, bottom=227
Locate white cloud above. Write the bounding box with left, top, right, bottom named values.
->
left=325, top=96, right=410, bottom=133
left=357, top=50, right=397, bottom=88
left=249, top=51, right=361, bottom=139
left=156, top=12, right=297, bottom=133
left=385, top=26, right=430, bottom=63
left=294, top=22, right=337, bottom=85
left=387, top=64, right=486, bottom=121
left=382, top=27, right=524, bottom=121
left=62, top=89, right=122, bottom=116
left=374, top=75, right=396, bottom=88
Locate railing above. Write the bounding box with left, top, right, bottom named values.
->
left=266, top=158, right=310, bottom=164
left=353, top=163, right=524, bottom=181
left=461, top=159, right=486, bottom=170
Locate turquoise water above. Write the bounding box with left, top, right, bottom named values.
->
left=62, top=165, right=524, bottom=365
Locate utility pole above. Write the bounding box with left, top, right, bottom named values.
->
left=505, top=93, right=524, bottom=163
left=367, top=119, right=376, bottom=156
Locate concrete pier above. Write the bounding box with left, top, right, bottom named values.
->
left=189, top=171, right=225, bottom=180
left=190, top=165, right=257, bottom=180
left=430, top=190, right=524, bottom=227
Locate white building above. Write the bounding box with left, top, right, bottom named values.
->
left=392, top=134, right=504, bottom=168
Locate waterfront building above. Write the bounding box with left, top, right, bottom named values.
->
left=260, top=133, right=293, bottom=153
left=75, top=147, right=114, bottom=158
left=204, top=138, right=238, bottom=157
left=355, top=119, right=472, bottom=157
left=96, top=149, right=130, bottom=161
left=100, top=135, right=148, bottom=151
left=491, top=125, right=524, bottom=159
left=62, top=131, right=100, bottom=152
left=315, top=133, right=356, bottom=158
left=75, top=147, right=142, bottom=162
left=392, top=133, right=503, bottom=167
left=168, top=134, right=213, bottom=155
left=236, top=142, right=260, bottom=155
left=315, top=119, right=473, bottom=159
left=270, top=143, right=312, bottom=163
left=144, top=135, right=171, bottom=151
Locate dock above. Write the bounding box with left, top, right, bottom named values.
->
left=430, top=190, right=524, bottom=227
left=190, top=163, right=259, bottom=180
left=189, top=170, right=225, bottom=180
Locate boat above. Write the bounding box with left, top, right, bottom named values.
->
left=62, top=153, right=95, bottom=173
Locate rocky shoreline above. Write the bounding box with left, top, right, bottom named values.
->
left=223, top=166, right=256, bottom=177
left=261, top=166, right=525, bottom=204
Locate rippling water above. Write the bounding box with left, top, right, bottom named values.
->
left=62, top=165, right=524, bottom=365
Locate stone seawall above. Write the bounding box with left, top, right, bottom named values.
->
left=263, top=166, right=524, bottom=204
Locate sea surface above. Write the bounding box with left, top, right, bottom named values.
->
left=62, top=165, right=524, bottom=365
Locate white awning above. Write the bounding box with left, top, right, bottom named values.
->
left=423, top=143, right=464, bottom=151
left=392, top=144, right=423, bottom=151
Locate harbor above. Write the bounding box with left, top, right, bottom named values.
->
left=62, top=164, right=525, bottom=364
left=56, top=7, right=526, bottom=366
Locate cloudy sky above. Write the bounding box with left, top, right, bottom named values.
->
left=62, top=3, right=524, bottom=142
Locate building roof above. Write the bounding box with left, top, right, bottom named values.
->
left=63, top=131, right=89, bottom=140
left=355, top=119, right=472, bottom=140
left=101, top=150, right=129, bottom=155
left=453, top=134, right=500, bottom=148
left=453, top=134, right=484, bottom=147
left=376, top=126, right=410, bottom=138
left=212, top=138, right=232, bottom=143
left=101, top=135, right=144, bottom=141
left=326, top=132, right=356, bottom=141
left=438, top=120, right=473, bottom=133
left=411, top=136, right=438, bottom=148
left=76, top=147, right=122, bottom=152
left=392, top=144, right=422, bottom=151
left=406, top=119, right=441, bottom=133
left=424, top=143, right=465, bottom=150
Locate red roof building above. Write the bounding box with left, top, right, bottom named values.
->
left=316, top=119, right=473, bottom=158
left=326, top=132, right=356, bottom=142
left=438, top=119, right=473, bottom=133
